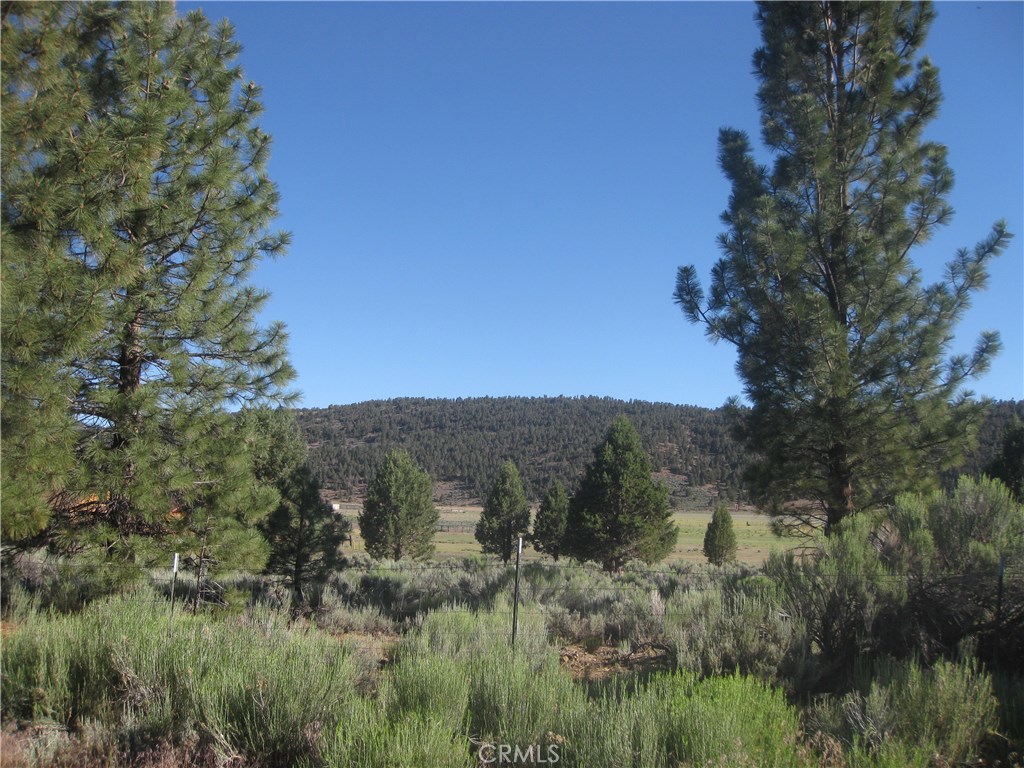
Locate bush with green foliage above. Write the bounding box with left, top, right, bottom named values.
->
left=665, top=582, right=793, bottom=681
left=807, top=656, right=998, bottom=764
left=767, top=476, right=1024, bottom=687
left=888, top=475, right=1024, bottom=669
left=765, top=515, right=908, bottom=688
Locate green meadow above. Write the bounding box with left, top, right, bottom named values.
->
left=336, top=502, right=779, bottom=565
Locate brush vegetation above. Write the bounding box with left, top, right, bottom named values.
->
left=5, top=475, right=1023, bottom=768
left=2, top=562, right=1015, bottom=768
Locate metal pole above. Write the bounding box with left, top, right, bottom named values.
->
left=168, top=553, right=179, bottom=636
left=511, top=536, right=523, bottom=649
left=995, top=556, right=1006, bottom=665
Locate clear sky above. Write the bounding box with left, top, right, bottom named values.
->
left=179, top=1, right=1023, bottom=410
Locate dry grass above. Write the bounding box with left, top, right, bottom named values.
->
left=0, top=722, right=218, bottom=768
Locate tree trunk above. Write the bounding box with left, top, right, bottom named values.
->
left=824, top=442, right=855, bottom=534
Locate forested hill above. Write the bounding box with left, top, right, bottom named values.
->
left=294, top=396, right=745, bottom=504
left=294, top=396, right=1023, bottom=506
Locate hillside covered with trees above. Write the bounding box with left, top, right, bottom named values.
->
left=295, top=397, right=744, bottom=503
left=293, top=396, right=1021, bottom=504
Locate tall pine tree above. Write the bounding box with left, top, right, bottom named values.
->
left=675, top=2, right=1010, bottom=534
left=1, top=2, right=294, bottom=569
left=564, top=417, right=677, bottom=572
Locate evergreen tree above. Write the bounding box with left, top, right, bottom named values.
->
left=675, top=1, right=1010, bottom=534
left=241, top=408, right=348, bottom=608
left=475, top=460, right=531, bottom=564
left=262, top=464, right=349, bottom=610
left=985, top=420, right=1024, bottom=503
left=532, top=480, right=569, bottom=560
left=360, top=450, right=438, bottom=561
left=2, top=1, right=125, bottom=542
left=703, top=504, right=738, bottom=566
left=241, top=407, right=310, bottom=491
left=1, top=3, right=294, bottom=568
left=564, top=417, right=677, bottom=572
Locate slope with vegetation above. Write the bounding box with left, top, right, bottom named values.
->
left=298, top=396, right=749, bottom=502
left=295, top=396, right=1021, bottom=505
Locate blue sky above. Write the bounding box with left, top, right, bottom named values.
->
left=180, top=1, right=1023, bottom=410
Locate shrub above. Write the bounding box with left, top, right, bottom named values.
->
left=765, top=517, right=907, bottom=687
left=184, top=623, right=355, bottom=765
left=810, top=656, right=998, bottom=764
left=319, top=707, right=470, bottom=768
left=664, top=672, right=808, bottom=767
left=664, top=583, right=793, bottom=682
left=383, top=655, right=470, bottom=736
left=556, top=681, right=670, bottom=768
left=557, top=672, right=810, bottom=768
left=1, top=593, right=360, bottom=766
left=465, top=645, right=580, bottom=748
left=994, top=672, right=1024, bottom=748
left=890, top=477, right=1024, bottom=670
left=316, top=585, right=397, bottom=635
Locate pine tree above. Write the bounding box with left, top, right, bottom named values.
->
left=475, top=460, right=531, bottom=564
left=1, top=2, right=294, bottom=569
left=2, top=1, right=126, bottom=542
left=675, top=1, right=1010, bottom=534
left=360, top=449, right=438, bottom=561
left=703, top=505, right=738, bottom=566
left=532, top=480, right=569, bottom=560
left=564, top=417, right=677, bottom=572
left=241, top=408, right=348, bottom=608
left=985, top=420, right=1024, bottom=503
left=263, top=464, right=349, bottom=609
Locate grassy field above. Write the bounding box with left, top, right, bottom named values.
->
left=334, top=502, right=780, bottom=565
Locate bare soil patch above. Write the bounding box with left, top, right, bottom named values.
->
left=331, top=630, right=402, bottom=668
left=559, top=641, right=674, bottom=681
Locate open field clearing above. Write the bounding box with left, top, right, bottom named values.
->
left=333, top=502, right=779, bottom=565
